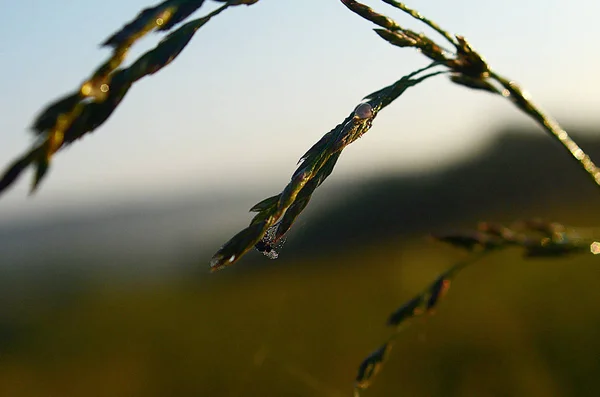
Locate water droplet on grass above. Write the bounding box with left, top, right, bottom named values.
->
left=256, top=223, right=287, bottom=259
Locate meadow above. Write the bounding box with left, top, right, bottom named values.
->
left=1, top=128, right=599, bottom=396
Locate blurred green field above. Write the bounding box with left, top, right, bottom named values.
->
left=1, top=233, right=599, bottom=397
left=1, top=130, right=600, bottom=396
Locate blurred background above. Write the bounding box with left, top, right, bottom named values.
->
left=1, top=0, right=600, bottom=396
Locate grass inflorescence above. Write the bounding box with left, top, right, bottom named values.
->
left=212, top=0, right=600, bottom=270
left=210, top=63, right=445, bottom=271
left=354, top=219, right=599, bottom=396
left=339, top=0, right=600, bottom=187
left=0, top=0, right=259, bottom=196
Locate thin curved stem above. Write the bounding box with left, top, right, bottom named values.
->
left=490, top=71, right=600, bottom=187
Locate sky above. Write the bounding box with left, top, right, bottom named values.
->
left=1, top=0, right=600, bottom=222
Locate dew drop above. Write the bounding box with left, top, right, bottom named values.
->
left=354, top=103, right=373, bottom=119
left=256, top=223, right=286, bottom=260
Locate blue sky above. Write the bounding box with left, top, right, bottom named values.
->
left=1, top=0, right=599, bottom=221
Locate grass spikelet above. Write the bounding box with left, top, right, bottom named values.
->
left=355, top=219, right=598, bottom=394
left=0, top=1, right=258, bottom=197
left=342, top=0, right=600, bottom=188
left=210, top=63, right=444, bottom=271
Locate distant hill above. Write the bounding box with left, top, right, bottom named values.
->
left=0, top=126, right=598, bottom=276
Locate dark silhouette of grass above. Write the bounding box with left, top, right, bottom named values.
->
left=212, top=1, right=600, bottom=271
left=354, top=219, right=598, bottom=395
left=0, top=0, right=258, bottom=195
